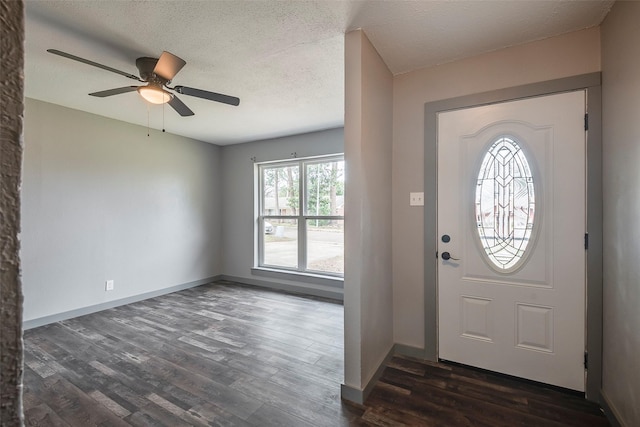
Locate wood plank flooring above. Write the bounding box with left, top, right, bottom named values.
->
left=358, top=356, right=610, bottom=427
left=22, top=280, right=609, bottom=426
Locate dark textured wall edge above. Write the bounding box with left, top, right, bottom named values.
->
left=0, top=0, right=25, bottom=425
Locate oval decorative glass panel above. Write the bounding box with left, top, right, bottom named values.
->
left=475, top=137, right=535, bottom=271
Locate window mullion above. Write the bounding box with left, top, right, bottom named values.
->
left=299, top=160, right=306, bottom=271
left=258, top=166, right=265, bottom=267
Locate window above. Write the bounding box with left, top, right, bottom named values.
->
left=257, top=155, right=344, bottom=276
left=475, top=136, right=535, bottom=271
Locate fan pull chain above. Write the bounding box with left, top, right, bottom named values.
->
left=147, top=103, right=150, bottom=137
left=162, top=101, right=166, bottom=132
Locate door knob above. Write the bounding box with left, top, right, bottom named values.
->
left=441, top=252, right=460, bottom=261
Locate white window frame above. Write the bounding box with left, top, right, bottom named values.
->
left=256, top=154, right=344, bottom=278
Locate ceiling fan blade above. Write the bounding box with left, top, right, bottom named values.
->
left=168, top=95, right=194, bottom=117
left=153, top=51, right=186, bottom=81
left=89, top=86, right=140, bottom=97
left=173, top=85, right=240, bottom=106
left=47, top=49, right=141, bottom=81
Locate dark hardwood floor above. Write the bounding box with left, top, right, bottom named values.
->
left=359, top=356, right=610, bottom=427
left=22, top=280, right=609, bottom=426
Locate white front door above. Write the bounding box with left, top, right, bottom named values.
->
left=437, top=91, right=586, bottom=391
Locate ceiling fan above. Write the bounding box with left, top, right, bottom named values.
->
left=47, top=49, right=240, bottom=116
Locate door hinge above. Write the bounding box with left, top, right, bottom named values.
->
left=584, top=233, right=589, bottom=250
left=584, top=352, right=589, bottom=369
left=584, top=113, right=589, bottom=131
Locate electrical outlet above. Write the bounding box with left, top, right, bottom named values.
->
left=105, top=280, right=114, bottom=291
left=410, top=192, right=424, bottom=206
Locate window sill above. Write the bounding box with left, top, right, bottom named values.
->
left=251, top=267, right=344, bottom=289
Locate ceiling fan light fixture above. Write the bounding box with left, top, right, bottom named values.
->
left=46, top=49, right=239, bottom=116
left=137, top=86, right=173, bottom=104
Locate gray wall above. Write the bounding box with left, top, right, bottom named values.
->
left=343, top=29, right=394, bottom=396
left=219, top=127, right=343, bottom=294
left=0, top=0, right=25, bottom=423
left=21, top=99, right=222, bottom=323
left=601, top=2, right=640, bottom=426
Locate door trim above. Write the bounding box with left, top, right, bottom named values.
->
left=423, top=73, right=602, bottom=400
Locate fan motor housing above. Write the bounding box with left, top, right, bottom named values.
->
left=136, top=57, right=160, bottom=82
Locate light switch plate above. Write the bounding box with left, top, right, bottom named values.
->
left=105, top=280, right=114, bottom=291
left=410, top=192, right=424, bottom=206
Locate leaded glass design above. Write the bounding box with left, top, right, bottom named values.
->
left=475, top=137, right=535, bottom=270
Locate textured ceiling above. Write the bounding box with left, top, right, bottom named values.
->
left=24, top=0, right=614, bottom=145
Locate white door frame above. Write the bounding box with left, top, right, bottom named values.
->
left=422, top=73, right=602, bottom=400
